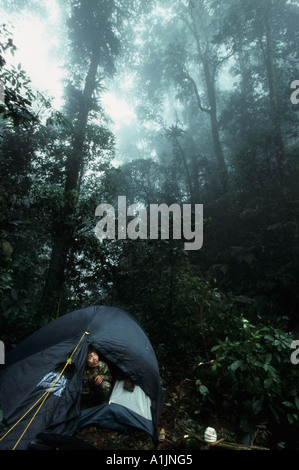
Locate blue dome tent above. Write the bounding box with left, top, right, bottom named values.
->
left=0, top=306, right=163, bottom=450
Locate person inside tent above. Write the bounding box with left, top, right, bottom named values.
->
left=81, top=346, right=112, bottom=409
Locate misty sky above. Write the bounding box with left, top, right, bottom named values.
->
left=1, top=1, right=137, bottom=163
left=1, top=0, right=239, bottom=167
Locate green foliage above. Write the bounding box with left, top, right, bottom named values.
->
left=67, top=0, right=120, bottom=74
left=2, top=300, right=35, bottom=350
left=198, top=317, right=299, bottom=433
left=0, top=24, right=37, bottom=127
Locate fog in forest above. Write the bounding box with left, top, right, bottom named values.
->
left=1, top=0, right=299, bottom=450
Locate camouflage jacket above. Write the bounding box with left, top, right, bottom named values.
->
left=81, top=361, right=112, bottom=408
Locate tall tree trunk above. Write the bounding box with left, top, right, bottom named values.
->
left=39, top=48, right=101, bottom=320
left=65, top=47, right=100, bottom=193
left=264, top=5, right=289, bottom=196
left=174, top=134, right=195, bottom=203
left=188, top=4, right=228, bottom=192
left=264, top=2, right=299, bottom=299
left=39, top=225, right=72, bottom=319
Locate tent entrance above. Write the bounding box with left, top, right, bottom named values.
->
left=109, top=380, right=152, bottom=420
left=78, top=379, right=154, bottom=436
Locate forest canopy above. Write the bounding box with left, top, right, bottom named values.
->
left=0, top=0, right=299, bottom=449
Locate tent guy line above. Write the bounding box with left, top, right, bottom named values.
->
left=0, top=331, right=89, bottom=450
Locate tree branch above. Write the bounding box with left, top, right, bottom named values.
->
left=183, top=73, right=211, bottom=114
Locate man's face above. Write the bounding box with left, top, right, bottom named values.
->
left=86, top=351, right=99, bottom=369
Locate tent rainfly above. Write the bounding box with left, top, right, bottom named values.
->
left=0, top=306, right=163, bottom=450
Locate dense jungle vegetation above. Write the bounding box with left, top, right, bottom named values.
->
left=0, top=0, right=299, bottom=449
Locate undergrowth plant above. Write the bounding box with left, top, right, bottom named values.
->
left=195, top=316, right=299, bottom=438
